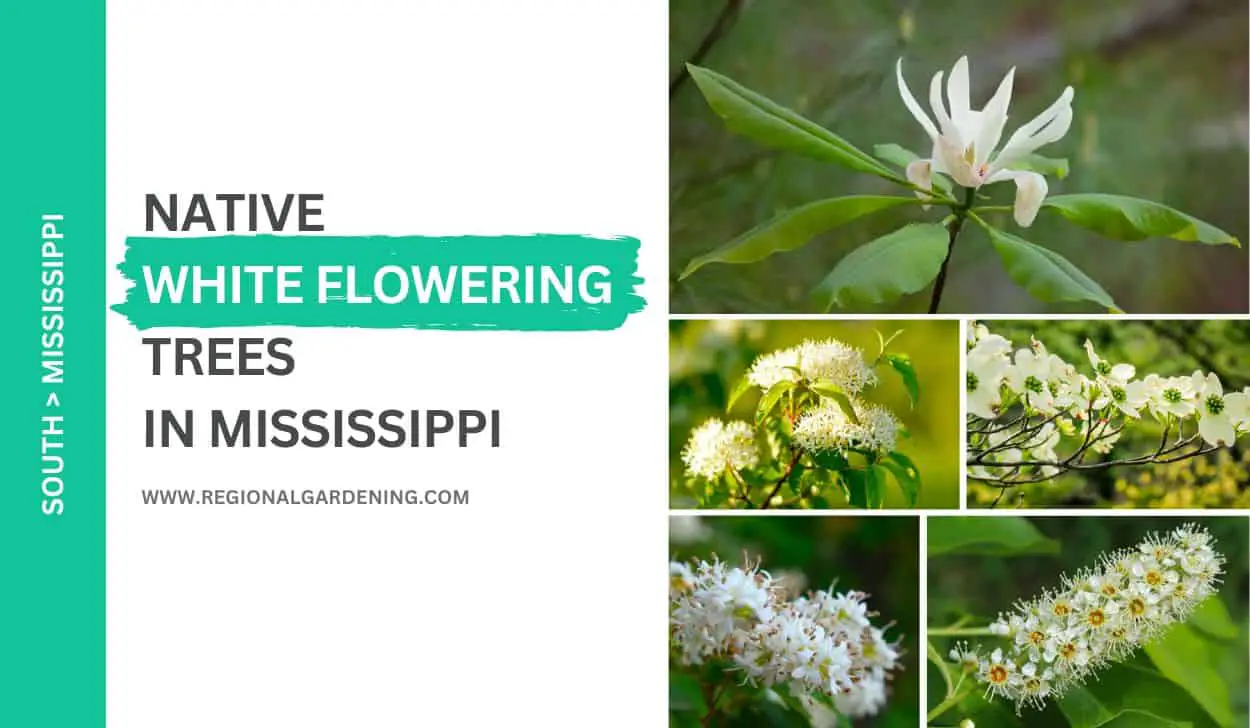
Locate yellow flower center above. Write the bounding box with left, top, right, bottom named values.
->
left=988, top=665, right=1009, bottom=684
left=1129, top=598, right=1146, bottom=617
left=1087, top=609, right=1105, bottom=627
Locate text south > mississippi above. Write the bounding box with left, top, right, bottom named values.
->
left=146, top=408, right=501, bottom=448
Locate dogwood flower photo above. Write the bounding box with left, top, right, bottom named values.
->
left=670, top=515, right=919, bottom=728
left=669, top=2, right=1248, bottom=313
left=925, top=517, right=1248, bottom=728
left=967, top=320, right=1250, bottom=508
left=670, top=320, right=960, bottom=509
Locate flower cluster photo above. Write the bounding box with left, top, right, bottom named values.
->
left=670, top=320, right=960, bottom=509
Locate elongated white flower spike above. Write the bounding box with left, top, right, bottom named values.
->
left=896, top=56, right=1074, bottom=226
left=670, top=556, right=902, bottom=716
left=967, top=524, right=1225, bottom=713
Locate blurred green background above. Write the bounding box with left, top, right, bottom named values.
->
left=670, top=0, right=1249, bottom=314
left=670, top=515, right=920, bottom=728
left=971, top=319, right=1250, bottom=508
left=670, top=319, right=960, bottom=508
left=927, top=516, right=1249, bottom=727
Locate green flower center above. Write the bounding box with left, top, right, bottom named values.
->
left=1205, top=394, right=1225, bottom=415
left=1096, top=361, right=1112, bottom=376
left=967, top=372, right=979, bottom=392
left=1163, top=387, right=1182, bottom=404
left=1110, top=386, right=1126, bottom=403
left=1024, top=375, right=1043, bottom=393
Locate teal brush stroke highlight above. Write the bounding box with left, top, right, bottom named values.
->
left=113, top=234, right=645, bottom=331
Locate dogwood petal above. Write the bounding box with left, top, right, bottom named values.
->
left=895, top=59, right=938, bottom=140
left=1224, top=392, right=1250, bottom=425
left=1199, top=413, right=1236, bottom=447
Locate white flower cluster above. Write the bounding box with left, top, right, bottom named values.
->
left=747, top=338, right=879, bottom=394
left=967, top=322, right=1250, bottom=474
left=681, top=338, right=904, bottom=481
left=680, top=418, right=759, bottom=480
left=670, top=557, right=901, bottom=718
left=794, top=400, right=901, bottom=456
left=957, top=524, right=1224, bottom=712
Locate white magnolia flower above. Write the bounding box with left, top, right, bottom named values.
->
left=970, top=525, right=1224, bottom=713
left=681, top=418, right=759, bottom=479
left=896, top=56, right=1074, bottom=226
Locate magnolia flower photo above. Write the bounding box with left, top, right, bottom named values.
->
left=926, top=517, right=1248, bottom=728
left=966, top=319, right=1250, bottom=508
left=669, top=1, right=1247, bottom=314
left=670, top=515, right=920, bottom=728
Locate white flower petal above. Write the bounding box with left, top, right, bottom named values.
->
left=895, top=59, right=938, bottom=140
left=994, top=86, right=1074, bottom=169
left=974, top=67, right=1015, bottom=169
left=947, top=56, right=972, bottom=135
left=929, top=70, right=956, bottom=140
left=1199, top=413, right=1235, bottom=447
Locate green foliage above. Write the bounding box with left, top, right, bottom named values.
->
left=685, top=64, right=904, bottom=181
left=814, top=223, right=950, bottom=310
left=968, top=320, right=1250, bottom=508
left=1044, top=194, right=1240, bottom=247
left=670, top=516, right=920, bottom=728
left=670, top=320, right=960, bottom=509
left=681, top=195, right=920, bottom=279
left=973, top=217, right=1121, bottom=312
left=926, top=517, right=1249, bottom=728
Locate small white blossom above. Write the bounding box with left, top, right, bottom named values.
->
left=670, top=557, right=901, bottom=715
left=794, top=399, right=900, bottom=455
left=681, top=418, right=758, bottom=480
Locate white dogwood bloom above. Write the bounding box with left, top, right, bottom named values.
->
left=896, top=56, right=1074, bottom=226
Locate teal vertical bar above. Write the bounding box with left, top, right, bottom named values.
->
left=0, top=1, right=105, bottom=727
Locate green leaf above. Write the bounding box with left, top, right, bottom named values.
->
left=1010, top=153, right=1070, bottom=179
left=1059, top=663, right=1219, bottom=728
left=873, top=143, right=953, bottom=193
left=808, top=380, right=860, bottom=424
left=756, top=380, right=796, bottom=424
left=679, top=195, right=919, bottom=279
left=883, top=352, right=919, bottom=407
left=927, top=516, right=1059, bottom=556
left=1144, top=623, right=1236, bottom=728
left=1186, top=598, right=1238, bottom=641
left=842, top=468, right=883, bottom=509
left=1043, top=193, right=1239, bottom=246
left=814, top=222, right=950, bottom=311
left=809, top=450, right=849, bottom=472
left=726, top=377, right=753, bottom=413
left=880, top=451, right=920, bottom=506
left=686, top=64, right=901, bottom=181
left=977, top=218, right=1122, bottom=313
